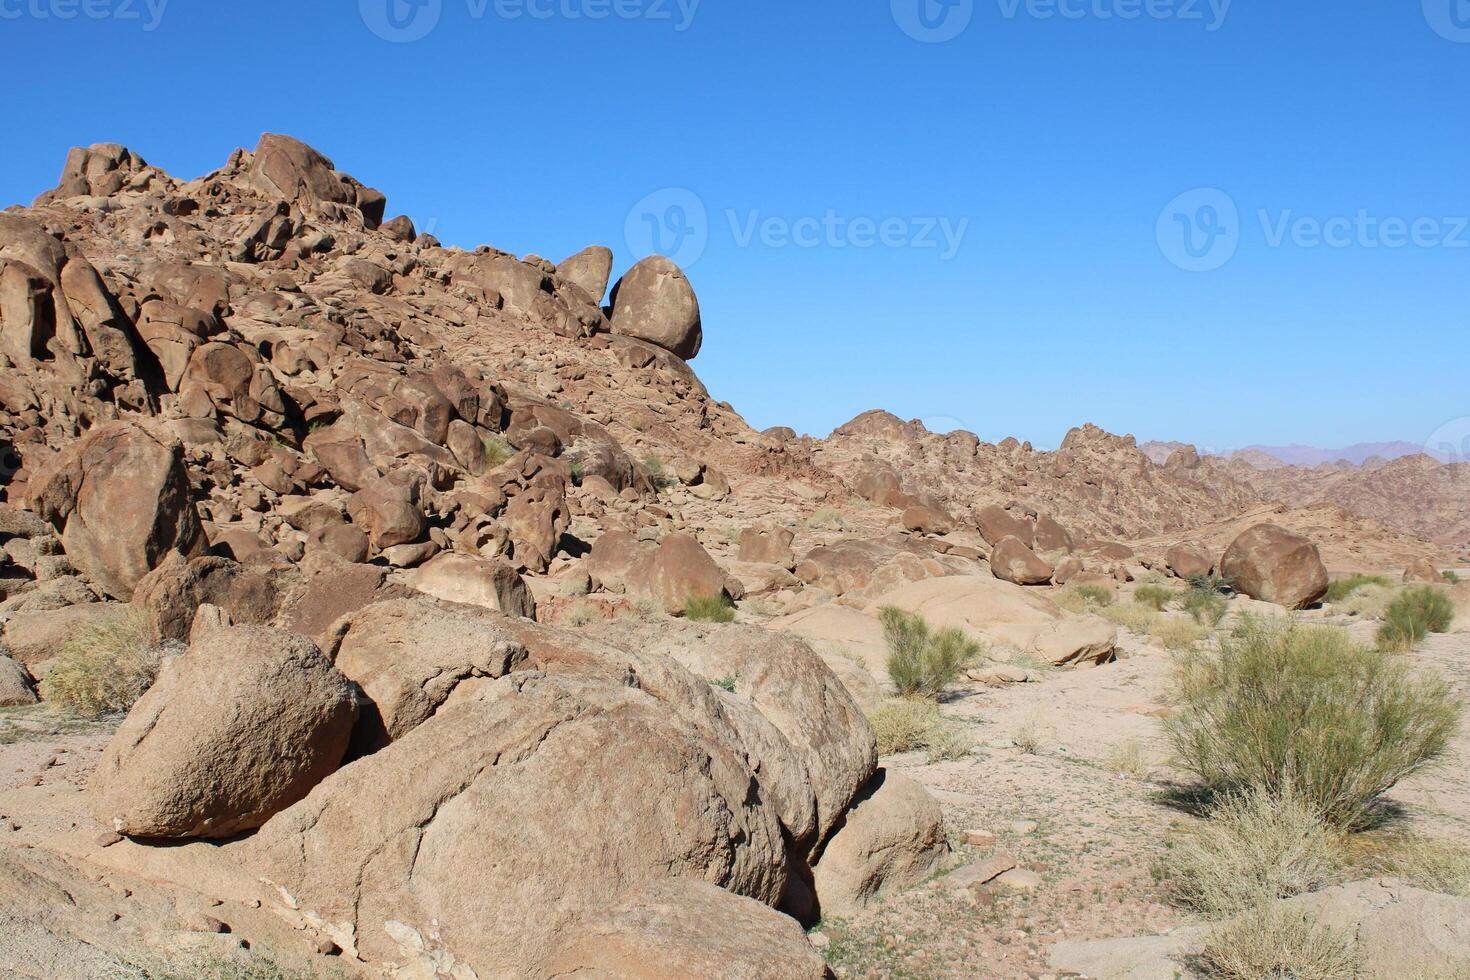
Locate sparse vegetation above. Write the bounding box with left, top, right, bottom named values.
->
left=39, top=613, right=166, bottom=718
left=1101, top=600, right=1160, bottom=633
left=713, top=675, right=738, bottom=693
left=1054, top=584, right=1113, bottom=613
left=1341, top=831, right=1470, bottom=896
left=642, top=454, right=676, bottom=490
left=1188, top=572, right=1236, bottom=596
left=481, top=435, right=514, bottom=469
left=1104, top=738, right=1151, bottom=779
left=1166, top=786, right=1337, bottom=917
left=1152, top=615, right=1207, bottom=651
left=1166, top=615, right=1459, bottom=829
left=561, top=601, right=598, bottom=627
left=878, top=606, right=982, bottom=699
left=1013, top=708, right=1052, bottom=755
left=1445, top=570, right=1462, bottom=584
left=683, top=593, right=736, bottom=623
left=1377, top=585, right=1454, bottom=652
left=1133, top=584, right=1175, bottom=611
left=622, top=597, right=664, bottom=621
left=1197, top=904, right=1356, bottom=980
left=1181, top=589, right=1228, bottom=627
left=1324, top=573, right=1393, bottom=604
left=1341, top=582, right=1397, bottom=620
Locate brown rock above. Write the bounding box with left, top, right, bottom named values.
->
left=626, top=533, right=728, bottom=615
left=0, top=654, right=37, bottom=707
left=537, top=878, right=830, bottom=980
left=403, top=553, right=536, bottom=618
left=902, top=505, right=953, bottom=535
left=975, top=505, right=1035, bottom=549
left=557, top=245, right=614, bottom=303
left=989, top=535, right=1054, bottom=586
left=1166, top=541, right=1214, bottom=580
left=347, top=474, right=427, bottom=552
left=28, top=422, right=206, bottom=600
left=1404, top=558, right=1442, bottom=583
left=609, top=256, right=702, bottom=360
left=1220, top=523, right=1329, bottom=610
left=738, top=522, right=796, bottom=567
left=90, top=627, right=357, bottom=839
left=812, top=769, right=949, bottom=917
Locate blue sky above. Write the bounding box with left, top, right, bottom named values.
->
left=4, top=0, right=1467, bottom=451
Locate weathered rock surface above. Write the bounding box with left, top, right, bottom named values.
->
left=1219, top=523, right=1329, bottom=609
left=625, top=532, right=728, bottom=614
left=989, top=535, right=1054, bottom=585
left=812, top=769, right=949, bottom=917
left=90, top=627, right=356, bottom=839
left=0, top=652, right=37, bottom=706
left=609, top=256, right=703, bottom=360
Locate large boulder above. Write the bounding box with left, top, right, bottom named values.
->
left=324, top=598, right=530, bottom=754
left=1220, top=524, right=1329, bottom=610
left=29, top=422, right=206, bottom=600
left=0, top=653, right=37, bottom=707
left=245, top=666, right=788, bottom=972
left=609, top=256, right=702, bottom=360
left=90, top=627, right=357, bottom=839
left=536, top=878, right=830, bottom=980
left=132, top=553, right=293, bottom=642
left=739, top=522, right=797, bottom=567
left=812, top=770, right=949, bottom=918
left=557, top=245, right=614, bottom=302
left=626, top=532, right=728, bottom=614
left=347, top=474, right=427, bottom=552
left=402, top=553, right=536, bottom=618
left=1166, top=541, right=1213, bottom=580
left=989, top=535, right=1054, bottom=586
left=975, top=505, right=1034, bottom=548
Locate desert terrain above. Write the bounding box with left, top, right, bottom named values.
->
left=1, top=137, right=1467, bottom=979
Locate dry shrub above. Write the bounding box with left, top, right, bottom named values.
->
left=1152, top=615, right=1207, bottom=651
left=39, top=612, right=164, bottom=718
left=1166, top=615, right=1459, bottom=829
left=1198, top=904, right=1356, bottom=980
left=870, top=698, right=971, bottom=762
left=1133, top=584, right=1175, bottom=611
left=1101, top=600, right=1160, bottom=633
left=1167, top=787, right=1337, bottom=917
left=1341, top=583, right=1397, bottom=620
left=1341, top=831, right=1470, bottom=896
left=1054, top=584, right=1114, bottom=613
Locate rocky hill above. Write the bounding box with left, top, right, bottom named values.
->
left=0, top=135, right=1458, bottom=978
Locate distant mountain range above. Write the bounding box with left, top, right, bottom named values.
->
left=1140, top=441, right=1449, bottom=468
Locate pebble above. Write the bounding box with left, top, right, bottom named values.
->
left=96, top=831, right=124, bottom=848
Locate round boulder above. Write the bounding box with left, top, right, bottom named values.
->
left=609, top=256, right=702, bottom=360
left=90, top=626, right=357, bottom=839
left=1219, top=523, right=1329, bottom=610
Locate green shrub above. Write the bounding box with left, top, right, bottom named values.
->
left=1323, top=573, right=1393, bottom=604
left=39, top=613, right=164, bottom=718
left=1181, top=590, right=1228, bottom=627
left=1445, top=570, right=1462, bottom=584
left=1165, top=615, right=1459, bottom=830
left=1166, top=786, right=1337, bottom=917
left=878, top=606, right=982, bottom=699
left=1198, top=904, right=1356, bottom=980
left=1133, top=584, right=1175, bottom=611
left=1378, top=585, right=1455, bottom=652
left=683, top=593, right=736, bottom=623
left=1188, top=572, right=1236, bottom=596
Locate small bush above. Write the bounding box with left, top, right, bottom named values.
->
left=879, top=607, right=982, bottom=699
left=481, top=435, right=514, bottom=469
left=1324, top=573, right=1393, bottom=604
left=683, top=593, right=736, bottom=623
left=1101, top=600, right=1160, bottom=633
left=642, top=454, right=676, bottom=490
left=1166, top=787, right=1337, bottom=917
left=712, top=675, right=738, bottom=693
left=1198, top=904, right=1356, bottom=980
left=1188, top=572, right=1236, bottom=596
left=1377, top=585, right=1454, bottom=652
left=39, top=613, right=164, bottom=718
left=1342, top=583, right=1397, bottom=620
left=622, top=597, right=664, bottom=621
left=1166, top=616, right=1460, bottom=829
left=1013, top=708, right=1052, bottom=755
left=1133, top=584, right=1175, bottom=611
left=1152, top=616, right=1207, bottom=651
left=1105, top=738, right=1151, bottom=779
left=1181, top=590, right=1228, bottom=627
left=923, top=721, right=974, bottom=763
left=871, top=698, right=937, bottom=753
left=1055, top=584, right=1113, bottom=613
left=806, top=507, right=845, bottom=530
left=1445, top=570, right=1462, bottom=584
left=561, top=601, right=598, bottom=627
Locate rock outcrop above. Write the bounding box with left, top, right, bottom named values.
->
left=1219, top=523, right=1330, bottom=609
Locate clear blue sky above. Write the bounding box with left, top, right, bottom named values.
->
left=4, top=0, right=1467, bottom=452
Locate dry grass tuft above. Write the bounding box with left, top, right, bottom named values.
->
left=1198, top=904, right=1357, bottom=980
left=1152, top=615, right=1207, bottom=651
left=1102, top=600, right=1161, bottom=633
left=39, top=612, right=164, bottom=718
left=869, top=698, right=972, bottom=762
